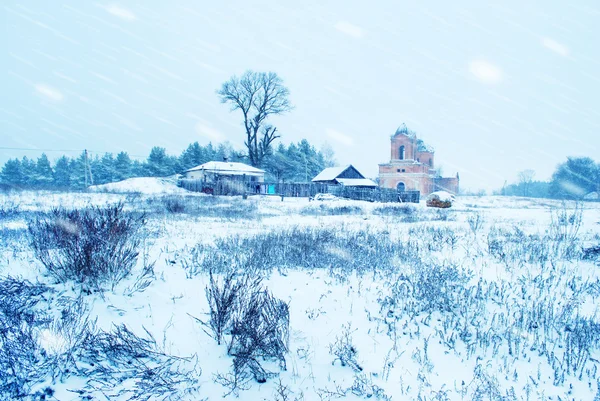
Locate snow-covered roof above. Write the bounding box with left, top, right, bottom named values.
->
left=185, top=161, right=265, bottom=176
left=336, top=178, right=377, bottom=187
left=311, top=165, right=352, bottom=182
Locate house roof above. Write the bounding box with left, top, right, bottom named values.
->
left=336, top=178, right=377, bottom=187
left=185, top=161, right=265, bottom=175
left=311, top=165, right=354, bottom=182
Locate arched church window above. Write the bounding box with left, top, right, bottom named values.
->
left=399, top=145, right=405, bottom=160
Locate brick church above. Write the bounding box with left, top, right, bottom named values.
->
left=378, top=124, right=459, bottom=195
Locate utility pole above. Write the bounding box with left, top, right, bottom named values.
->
left=84, top=149, right=88, bottom=188
left=84, top=149, right=94, bottom=188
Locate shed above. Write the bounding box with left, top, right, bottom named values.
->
left=312, top=165, right=377, bottom=187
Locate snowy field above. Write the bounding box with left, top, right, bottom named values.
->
left=1, top=183, right=600, bottom=400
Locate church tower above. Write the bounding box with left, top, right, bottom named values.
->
left=378, top=124, right=458, bottom=195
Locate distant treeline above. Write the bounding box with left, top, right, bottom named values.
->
left=0, top=140, right=336, bottom=190
left=495, top=156, right=600, bottom=200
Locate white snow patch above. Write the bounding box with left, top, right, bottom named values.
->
left=35, top=84, right=64, bottom=101
left=468, top=60, right=503, bottom=84
left=38, top=329, right=68, bottom=355
left=105, top=4, right=136, bottom=21
left=89, top=176, right=187, bottom=194
left=541, top=37, right=569, bottom=57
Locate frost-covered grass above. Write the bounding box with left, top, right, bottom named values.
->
left=1, top=192, right=600, bottom=400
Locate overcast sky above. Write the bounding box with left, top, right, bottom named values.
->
left=2, top=0, right=599, bottom=191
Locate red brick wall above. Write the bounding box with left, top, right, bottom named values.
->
left=416, top=151, right=434, bottom=168
left=378, top=175, right=434, bottom=193
left=434, top=177, right=459, bottom=194
left=380, top=163, right=429, bottom=175
left=390, top=134, right=416, bottom=160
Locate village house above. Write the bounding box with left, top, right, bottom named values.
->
left=378, top=124, right=459, bottom=195
left=183, top=161, right=265, bottom=183
left=312, top=165, right=377, bottom=187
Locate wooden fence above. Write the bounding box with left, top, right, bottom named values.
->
left=327, top=186, right=419, bottom=203
left=179, top=179, right=420, bottom=203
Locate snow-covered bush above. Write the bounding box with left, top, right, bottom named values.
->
left=227, top=287, right=289, bottom=379
left=78, top=324, right=202, bottom=400
left=329, top=323, right=362, bottom=372
left=0, top=201, right=20, bottom=220
left=300, top=203, right=364, bottom=216
left=162, top=195, right=187, bottom=213
left=372, top=204, right=420, bottom=221
left=28, top=203, right=146, bottom=291
left=583, top=244, right=600, bottom=264
left=0, top=277, right=52, bottom=398
left=467, top=211, right=485, bottom=236
left=184, top=226, right=420, bottom=277
left=548, top=202, right=583, bottom=258
left=0, top=277, right=94, bottom=399
left=204, top=271, right=252, bottom=345
left=144, top=194, right=258, bottom=220
left=0, top=276, right=201, bottom=400
left=205, top=272, right=289, bottom=394
left=407, top=225, right=461, bottom=252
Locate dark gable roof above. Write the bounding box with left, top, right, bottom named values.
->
left=312, top=164, right=366, bottom=182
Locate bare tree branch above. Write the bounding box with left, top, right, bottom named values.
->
left=217, top=71, right=292, bottom=167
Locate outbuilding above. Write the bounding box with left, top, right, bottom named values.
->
left=312, top=165, right=377, bottom=187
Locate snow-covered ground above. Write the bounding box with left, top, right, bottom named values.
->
left=1, top=191, right=600, bottom=400
left=89, top=176, right=188, bottom=195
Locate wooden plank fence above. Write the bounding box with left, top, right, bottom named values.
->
left=179, top=179, right=420, bottom=203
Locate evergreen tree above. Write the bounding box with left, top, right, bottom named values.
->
left=20, top=156, right=37, bottom=187
left=69, top=152, right=87, bottom=189
left=216, top=142, right=236, bottom=162
left=205, top=143, right=216, bottom=162
left=131, top=159, right=146, bottom=177
left=179, top=142, right=205, bottom=171
left=93, top=153, right=116, bottom=184
left=263, top=145, right=294, bottom=182
left=147, top=147, right=173, bottom=176
left=115, top=152, right=132, bottom=181
left=168, top=155, right=181, bottom=174
left=0, top=158, right=24, bottom=187
left=262, top=140, right=332, bottom=182
left=35, top=154, right=54, bottom=188
left=52, top=156, right=72, bottom=189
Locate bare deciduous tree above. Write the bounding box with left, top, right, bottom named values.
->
left=217, top=71, right=292, bottom=167
left=518, top=169, right=535, bottom=197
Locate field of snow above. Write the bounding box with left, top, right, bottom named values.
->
left=1, top=190, right=600, bottom=400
